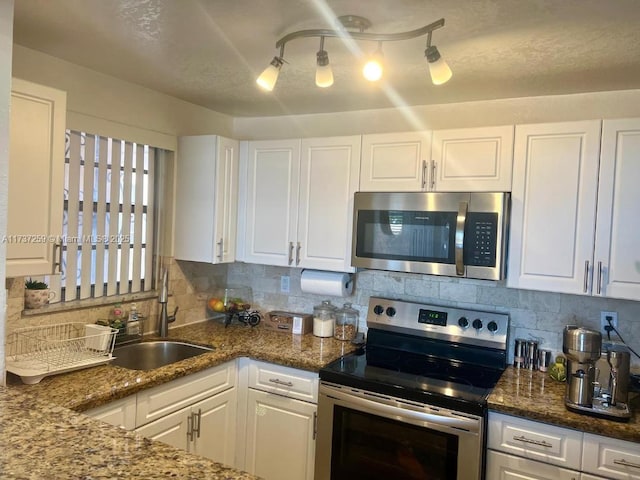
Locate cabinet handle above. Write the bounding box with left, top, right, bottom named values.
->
left=613, top=458, right=640, bottom=469
left=193, top=409, right=202, bottom=439
left=53, top=241, right=63, bottom=274
left=296, top=242, right=301, bottom=266
left=269, top=378, right=294, bottom=387
left=421, top=160, right=427, bottom=189
left=596, top=261, right=603, bottom=295
left=431, top=160, right=436, bottom=190
left=217, top=238, right=224, bottom=261
left=288, top=242, right=294, bottom=265
left=313, top=411, right=318, bottom=440
left=187, top=413, right=194, bottom=442
left=583, top=260, right=590, bottom=293
left=512, top=434, right=553, bottom=448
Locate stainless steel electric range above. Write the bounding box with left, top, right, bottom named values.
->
left=315, top=296, right=509, bottom=480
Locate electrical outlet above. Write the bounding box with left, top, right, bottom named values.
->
left=600, top=311, right=618, bottom=336
left=280, top=275, right=290, bottom=293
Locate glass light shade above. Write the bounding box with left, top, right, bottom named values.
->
left=362, top=55, right=383, bottom=82
left=316, top=63, right=334, bottom=88
left=428, top=57, right=452, bottom=85
left=256, top=57, right=283, bottom=91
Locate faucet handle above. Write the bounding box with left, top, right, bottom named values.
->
left=168, top=306, right=179, bottom=323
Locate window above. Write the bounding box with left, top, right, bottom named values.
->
left=55, top=129, right=158, bottom=302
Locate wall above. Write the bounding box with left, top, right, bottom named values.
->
left=0, top=0, right=15, bottom=385
left=12, top=46, right=235, bottom=144
left=233, top=89, right=640, bottom=139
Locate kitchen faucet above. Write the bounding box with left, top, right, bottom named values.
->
left=158, top=268, right=179, bottom=337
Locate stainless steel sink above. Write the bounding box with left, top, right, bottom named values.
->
left=111, top=341, right=214, bottom=370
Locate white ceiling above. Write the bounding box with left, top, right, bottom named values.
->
left=12, top=0, right=640, bottom=117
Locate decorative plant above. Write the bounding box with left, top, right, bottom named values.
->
left=25, top=278, right=48, bottom=290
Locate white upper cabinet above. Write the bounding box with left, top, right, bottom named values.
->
left=431, top=125, right=514, bottom=191
left=297, top=137, right=361, bottom=272
left=242, top=139, right=301, bottom=267
left=240, top=136, right=360, bottom=272
left=507, top=120, right=602, bottom=295
left=174, top=135, right=239, bottom=264
left=360, top=132, right=431, bottom=191
left=7, top=79, right=66, bottom=277
left=360, top=127, right=513, bottom=192
left=593, top=118, right=640, bottom=300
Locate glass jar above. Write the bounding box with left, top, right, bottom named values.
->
left=313, top=300, right=336, bottom=338
left=334, top=302, right=359, bottom=341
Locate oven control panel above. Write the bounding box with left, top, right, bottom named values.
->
left=367, top=296, right=509, bottom=350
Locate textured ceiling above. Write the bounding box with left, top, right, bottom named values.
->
left=12, top=0, right=640, bottom=117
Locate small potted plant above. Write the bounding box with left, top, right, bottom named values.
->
left=24, top=278, right=53, bottom=309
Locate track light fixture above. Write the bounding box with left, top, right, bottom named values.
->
left=256, top=15, right=451, bottom=91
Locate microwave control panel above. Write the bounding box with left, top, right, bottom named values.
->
left=464, top=212, right=498, bottom=267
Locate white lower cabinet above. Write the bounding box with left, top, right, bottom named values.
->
left=488, top=412, right=640, bottom=480
left=244, top=388, right=317, bottom=480
left=487, top=450, right=581, bottom=480
left=85, top=395, right=137, bottom=431
left=135, top=387, right=237, bottom=465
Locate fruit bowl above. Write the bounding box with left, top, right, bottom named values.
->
left=206, top=286, right=252, bottom=316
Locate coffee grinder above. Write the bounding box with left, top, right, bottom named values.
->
left=563, top=325, right=631, bottom=420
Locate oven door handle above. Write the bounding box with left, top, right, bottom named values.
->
left=322, top=387, right=480, bottom=434
left=455, top=201, right=468, bottom=276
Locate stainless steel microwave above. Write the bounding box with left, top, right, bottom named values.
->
left=351, top=191, right=510, bottom=280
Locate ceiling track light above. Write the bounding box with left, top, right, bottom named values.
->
left=256, top=15, right=451, bottom=91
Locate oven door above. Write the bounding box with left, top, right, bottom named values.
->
left=315, top=382, right=484, bottom=480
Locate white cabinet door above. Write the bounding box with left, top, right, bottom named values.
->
left=7, top=79, right=66, bottom=277
left=431, top=125, right=514, bottom=192
left=85, top=395, right=137, bottom=431
left=507, top=120, right=602, bottom=295
left=243, top=139, right=300, bottom=266
left=360, top=132, right=431, bottom=191
left=244, top=388, right=316, bottom=480
left=297, top=136, right=360, bottom=271
left=486, top=451, right=581, bottom=480
left=174, top=135, right=239, bottom=264
left=594, top=118, right=640, bottom=301
left=192, top=387, right=237, bottom=466
left=135, top=405, right=191, bottom=452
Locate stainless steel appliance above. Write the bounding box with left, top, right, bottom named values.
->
left=563, top=326, right=631, bottom=420
left=315, top=297, right=509, bottom=480
left=351, top=191, right=510, bottom=280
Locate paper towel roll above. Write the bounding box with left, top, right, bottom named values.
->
left=300, top=270, right=353, bottom=297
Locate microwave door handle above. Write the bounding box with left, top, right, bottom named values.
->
left=455, top=201, right=468, bottom=276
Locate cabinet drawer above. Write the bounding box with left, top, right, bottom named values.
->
left=486, top=450, right=581, bottom=480
left=488, top=412, right=583, bottom=470
left=582, top=433, right=640, bottom=480
left=248, top=360, right=318, bottom=403
left=137, top=361, right=236, bottom=427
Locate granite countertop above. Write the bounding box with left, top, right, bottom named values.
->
left=7, top=320, right=357, bottom=411
left=488, top=366, right=640, bottom=443
left=3, top=320, right=357, bottom=479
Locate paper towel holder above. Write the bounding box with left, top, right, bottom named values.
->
left=300, top=269, right=354, bottom=297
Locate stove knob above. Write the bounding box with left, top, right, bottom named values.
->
left=386, top=307, right=397, bottom=317
left=458, top=317, right=469, bottom=329
left=487, top=321, right=499, bottom=333
left=373, top=305, right=384, bottom=315
left=472, top=319, right=483, bottom=330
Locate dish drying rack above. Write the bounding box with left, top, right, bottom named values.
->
left=6, top=322, right=118, bottom=384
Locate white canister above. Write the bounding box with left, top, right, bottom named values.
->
left=313, top=300, right=336, bottom=338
